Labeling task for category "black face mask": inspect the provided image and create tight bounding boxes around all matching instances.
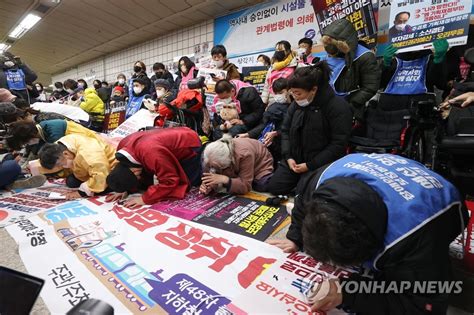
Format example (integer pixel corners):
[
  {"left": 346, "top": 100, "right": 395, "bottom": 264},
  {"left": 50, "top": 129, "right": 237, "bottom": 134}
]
[
  {"left": 324, "top": 44, "right": 339, "bottom": 56},
  {"left": 93, "top": 84, "right": 101, "bottom": 89},
  {"left": 154, "top": 71, "right": 164, "bottom": 78},
  {"left": 134, "top": 65, "right": 142, "bottom": 73},
  {"left": 273, "top": 50, "right": 286, "bottom": 62}
]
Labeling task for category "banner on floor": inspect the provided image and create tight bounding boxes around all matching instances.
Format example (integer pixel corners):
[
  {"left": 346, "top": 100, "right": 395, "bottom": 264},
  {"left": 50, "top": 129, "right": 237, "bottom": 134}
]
[
  {"left": 312, "top": 0, "right": 378, "bottom": 48},
  {"left": 150, "top": 189, "right": 288, "bottom": 241},
  {"left": 0, "top": 186, "right": 71, "bottom": 228},
  {"left": 388, "top": 0, "right": 472, "bottom": 53},
  {"left": 7, "top": 195, "right": 357, "bottom": 314},
  {"left": 214, "top": 0, "right": 317, "bottom": 61}
]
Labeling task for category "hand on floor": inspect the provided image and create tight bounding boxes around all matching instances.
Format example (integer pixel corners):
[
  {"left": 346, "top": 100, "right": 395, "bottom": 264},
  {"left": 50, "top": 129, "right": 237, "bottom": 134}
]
[
  {"left": 123, "top": 196, "right": 145, "bottom": 208},
  {"left": 266, "top": 238, "right": 298, "bottom": 253},
  {"left": 63, "top": 191, "right": 82, "bottom": 200},
  {"left": 105, "top": 192, "right": 128, "bottom": 203}
]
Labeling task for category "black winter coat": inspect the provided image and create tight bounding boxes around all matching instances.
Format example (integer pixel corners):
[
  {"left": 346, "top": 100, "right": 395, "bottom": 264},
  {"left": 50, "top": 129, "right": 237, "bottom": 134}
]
[
  {"left": 288, "top": 167, "right": 468, "bottom": 315},
  {"left": 280, "top": 84, "right": 352, "bottom": 171},
  {"left": 237, "top": 86, "right": 265, "bottom": 129},
  {"left": 322, "top": 19, "right": 380, "bottom": 119}
]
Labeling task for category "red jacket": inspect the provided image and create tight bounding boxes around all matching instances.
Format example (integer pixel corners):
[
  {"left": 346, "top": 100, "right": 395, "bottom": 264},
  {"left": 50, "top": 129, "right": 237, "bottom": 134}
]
[{"left": 116, "top": 127, "right": 201, "bottom": 204}]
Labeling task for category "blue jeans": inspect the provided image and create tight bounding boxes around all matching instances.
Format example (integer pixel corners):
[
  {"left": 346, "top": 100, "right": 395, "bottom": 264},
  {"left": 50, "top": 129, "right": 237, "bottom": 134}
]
[{"left": 0, "top": 160, "right": 21, "bottom": 188}]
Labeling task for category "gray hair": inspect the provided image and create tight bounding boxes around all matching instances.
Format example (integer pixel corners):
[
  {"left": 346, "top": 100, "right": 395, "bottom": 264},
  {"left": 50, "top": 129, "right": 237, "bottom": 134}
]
[{"left": 203, "top": 135, "right": 234, "bottom": 169}]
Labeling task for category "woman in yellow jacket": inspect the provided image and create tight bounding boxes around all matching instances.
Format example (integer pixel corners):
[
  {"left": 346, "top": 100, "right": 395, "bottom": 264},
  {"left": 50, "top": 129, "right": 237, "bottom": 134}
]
[{"left": 78, "top": 87, "right": 105, "bottom": 131}]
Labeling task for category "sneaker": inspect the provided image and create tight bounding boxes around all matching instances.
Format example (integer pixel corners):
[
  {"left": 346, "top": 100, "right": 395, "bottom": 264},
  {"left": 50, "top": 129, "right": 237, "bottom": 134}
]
[{"left": 7, "top": 175, "right": 47, "bottom": 190}]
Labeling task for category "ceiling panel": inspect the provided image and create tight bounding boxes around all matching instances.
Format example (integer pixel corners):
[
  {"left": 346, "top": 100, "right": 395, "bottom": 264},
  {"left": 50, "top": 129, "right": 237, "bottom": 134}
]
[{"left": 0, "top": 0, "right": 265, "bottom": 79}]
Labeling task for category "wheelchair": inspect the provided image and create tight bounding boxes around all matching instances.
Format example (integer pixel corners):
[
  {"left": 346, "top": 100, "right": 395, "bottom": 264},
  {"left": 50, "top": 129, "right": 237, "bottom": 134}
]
[{"left": 349, "top": 92, "right": 437, "bottom": 163}]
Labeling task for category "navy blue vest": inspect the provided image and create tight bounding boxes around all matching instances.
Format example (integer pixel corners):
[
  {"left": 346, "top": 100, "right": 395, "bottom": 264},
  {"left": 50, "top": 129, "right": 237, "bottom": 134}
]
[{"left": 316, "top": 153, "right": 461, "bottom": 269}]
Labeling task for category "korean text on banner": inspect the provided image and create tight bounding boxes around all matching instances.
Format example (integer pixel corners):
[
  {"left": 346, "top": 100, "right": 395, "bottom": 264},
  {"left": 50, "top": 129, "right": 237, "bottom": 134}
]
[
  {"left": 388, "top": 0, "right": 472, "bottom": 53},
  {"left": 312, "top": 0, "right": 378, "bottom": 48},
  {"left": 214, "top": 0, "right": 317, "bottom": 60}
]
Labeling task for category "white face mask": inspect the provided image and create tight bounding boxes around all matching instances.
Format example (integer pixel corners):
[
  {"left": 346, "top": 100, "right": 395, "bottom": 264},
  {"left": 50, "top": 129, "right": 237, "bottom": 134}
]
[
  {"left": 133, "top": 86, "right": 142, "bottom": 94},
  {"left": 274, "top": 93, "right": 288, "bottom": 104},
  {"left": 156, "top": 89, "right": 165, "bottom": 98},
  {"left": 395, "top": 23, "right": 406, "bottom": 31},
  {"left": 220, "top": 97, "right": 232, "bottom": 104},
  {"left": 297, "top": 47, "right": 306, "bottom": 56},
  {"left": 66, "top": 88, "right": 74, "bottom": 94},
  {"left": 4, "top": 61, "right": 15, "bottom": 68},
  {"left": 36, "top": 85, "right": 42, "bottom": 91},
  {"left": 295, "top": 99, "right": 311, "bottom": 107},
  {"left": 257, "top": 61, "right": 265, "bottom": 67},
  {"left": 213, "top": 59, "right": 224, "bottom": 68},
  {"left": 118, "top": 78, "right": 125, "bottom": 85},
  {"left": 57, "top": 88, "right": 63, "bottom": 92}
]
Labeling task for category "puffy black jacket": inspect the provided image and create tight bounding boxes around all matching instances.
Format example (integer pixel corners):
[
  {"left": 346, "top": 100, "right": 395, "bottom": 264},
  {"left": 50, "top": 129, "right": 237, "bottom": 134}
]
[
  {"left": 322, "top": 19, "right": 380, "bottom": 119},
  {"left": 150, "top": 71, "right": 175, "bottom": 93},
  {"left": 280, "top": 84, "right": 352, "bottom": 171},
  {"left": 247, "top": 102, "right": 289, "bottom": 139},
  {"left": 288, "top": 167, "right": 468, "bottom": 315},
  {"left": 237, "top": 86, "right": 265, "bottom": 129}
]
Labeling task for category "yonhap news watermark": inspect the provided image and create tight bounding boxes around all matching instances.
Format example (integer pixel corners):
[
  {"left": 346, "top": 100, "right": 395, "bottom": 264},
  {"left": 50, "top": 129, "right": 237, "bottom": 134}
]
[
  {"left": 309, "top": 279, "right": 464, "bottom": 296},
  {"left": 340, "top": 280, "right": 463, "bottom": 294}
]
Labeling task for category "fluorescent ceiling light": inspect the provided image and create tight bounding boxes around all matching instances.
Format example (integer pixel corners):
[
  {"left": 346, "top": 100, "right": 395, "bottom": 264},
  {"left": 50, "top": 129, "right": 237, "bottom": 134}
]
[
  {"left": 9, "top": 13, "right": 42, "bottom": 39},
  {"left": 0, "top": 43, "right": 11, "bottom": 52}
]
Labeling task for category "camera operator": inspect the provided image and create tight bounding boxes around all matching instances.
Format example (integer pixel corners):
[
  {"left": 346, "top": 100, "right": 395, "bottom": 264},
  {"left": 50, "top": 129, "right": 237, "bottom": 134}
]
[{"left": 0, "top": 52, "right": 38, "bottom": 104}]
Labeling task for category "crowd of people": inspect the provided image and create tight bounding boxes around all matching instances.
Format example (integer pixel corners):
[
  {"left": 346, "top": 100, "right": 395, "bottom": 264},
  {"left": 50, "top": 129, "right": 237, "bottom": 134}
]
[{"left": 0, "top": 19, "right": 473, "bottom": 314}]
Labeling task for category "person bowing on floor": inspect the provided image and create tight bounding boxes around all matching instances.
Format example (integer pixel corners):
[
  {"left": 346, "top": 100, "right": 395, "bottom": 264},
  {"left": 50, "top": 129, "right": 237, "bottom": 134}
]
[{"left": 105, "top": 127, "right": 202, "bottom": 207}]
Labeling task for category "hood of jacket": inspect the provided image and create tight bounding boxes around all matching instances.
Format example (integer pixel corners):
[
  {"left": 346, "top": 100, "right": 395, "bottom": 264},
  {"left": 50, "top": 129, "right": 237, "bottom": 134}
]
[
  {"left": 84, "top": 87, "right": 98, "bottom": 97},
  {"left": 322, "top": 19, "right": 359, "bottom": 67},
  {"left": 313, "top": 177, "right": 387, "bottom": 246}
]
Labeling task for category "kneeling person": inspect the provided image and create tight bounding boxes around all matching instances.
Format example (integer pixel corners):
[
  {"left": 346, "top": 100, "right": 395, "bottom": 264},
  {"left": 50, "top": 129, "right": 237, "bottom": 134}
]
[
  {"left": 269, "top": 153, "right": 467, "bottom": 314},
  {"left": 106, "top": 127, "right": 202, "bottom": 207},
  {"left": 38, "top": 134, "right": 118, "bottom": 199}
]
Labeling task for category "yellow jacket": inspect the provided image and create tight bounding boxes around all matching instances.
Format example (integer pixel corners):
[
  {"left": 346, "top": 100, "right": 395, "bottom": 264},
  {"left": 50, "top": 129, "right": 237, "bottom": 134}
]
[
  {"left": 58, "top": 134, "right": 118, "bottom": 195},
  {"left": 80, "top": 88, "right": 105, "bottom": 121}
]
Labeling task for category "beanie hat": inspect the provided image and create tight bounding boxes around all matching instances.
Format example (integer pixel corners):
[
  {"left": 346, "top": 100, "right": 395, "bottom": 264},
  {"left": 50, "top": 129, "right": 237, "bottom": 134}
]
[
  {"left": 154, "top": 79, "right": 171, "bottom": 90},
  {"left": 0, "top": 88, "right": 17, "bottom": 102},
  {"left": 106, "top": 163, "right": 139, "bottom": 193},
  {"left": 133, "top": 77, "right": 147, "bottom": 86},
  {"left": 113, "top": 86, "right": 125, "bottom": 94}
]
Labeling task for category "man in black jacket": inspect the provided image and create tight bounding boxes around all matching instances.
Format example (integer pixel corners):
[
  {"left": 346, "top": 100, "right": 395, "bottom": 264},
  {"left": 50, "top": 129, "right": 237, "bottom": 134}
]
[
  {"left": 150, "top": 62, "right": 175, "bottom": 95},
  {"left": 321, "top": 19, "right": 380, "bottom": 121},
  {"left": 269, "top": 153, "right": 467, "bottom": 314}
]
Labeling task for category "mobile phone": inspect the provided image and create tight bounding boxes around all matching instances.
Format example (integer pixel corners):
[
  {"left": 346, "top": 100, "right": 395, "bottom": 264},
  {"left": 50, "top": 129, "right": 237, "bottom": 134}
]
[{"left": 209, "top": 73, "right": 216, "bottom": 78}]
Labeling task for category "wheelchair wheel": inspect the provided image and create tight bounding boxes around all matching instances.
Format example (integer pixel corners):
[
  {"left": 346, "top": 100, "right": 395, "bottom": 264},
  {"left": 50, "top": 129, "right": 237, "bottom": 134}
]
[{"left": 406, "top": 129, "right": 425, "bottom": 163}]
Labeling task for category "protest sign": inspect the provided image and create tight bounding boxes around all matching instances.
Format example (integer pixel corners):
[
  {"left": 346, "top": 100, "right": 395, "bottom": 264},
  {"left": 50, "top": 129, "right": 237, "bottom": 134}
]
[
  {"left": 312, "top": 0, "right": 378, "bottom": 48},
  {"left": 196, "top": 68, "right": 227, "bottom": 93},
  {"left": 241, "top": 66, "right": 269, "bottom": 93},
  {"left": 103, "top": 100, "right": 126, "bottom": 133},
  {"left": 150, "top": 189, "right": 288, "bottom": 241},
  {"left": 388, "top": 0, "right": 472, "bottom": 52},
  {"left": 108, "top": 109, "right": 158, "bottom": 138}
]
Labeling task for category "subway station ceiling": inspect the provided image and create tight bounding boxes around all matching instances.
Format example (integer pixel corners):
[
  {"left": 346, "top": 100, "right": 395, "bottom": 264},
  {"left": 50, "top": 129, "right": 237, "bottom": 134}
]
[{"left": 0, "top": 0, "right": 264, "bottom": 82}]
